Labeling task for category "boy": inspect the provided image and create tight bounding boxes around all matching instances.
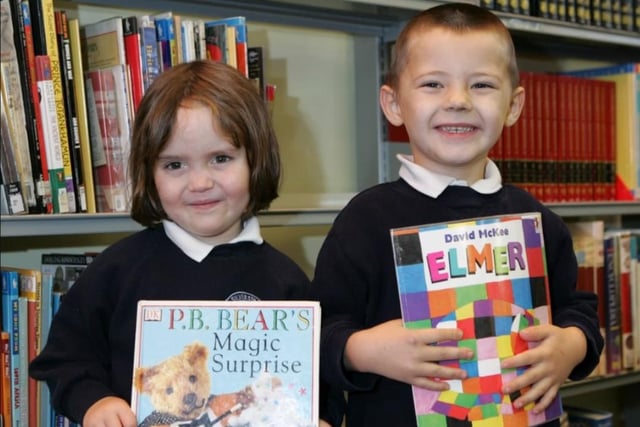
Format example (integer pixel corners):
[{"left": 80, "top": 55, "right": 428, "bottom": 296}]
[{"left": 310, "top": 3, "right": 603, "bottom": 427}]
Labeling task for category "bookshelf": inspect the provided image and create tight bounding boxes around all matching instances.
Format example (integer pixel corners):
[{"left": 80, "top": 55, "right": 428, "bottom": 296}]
[{"left": 2, "top": 0, "right": 639, "bottom": 425}]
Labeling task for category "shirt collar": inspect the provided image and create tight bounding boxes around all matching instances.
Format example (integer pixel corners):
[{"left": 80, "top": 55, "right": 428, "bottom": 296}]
[
  {"left": 162, "top": 216, "right": 263, "bottom": 262},
  {"left": 397, "top": 154, "right": 502, "bottom": 198}
]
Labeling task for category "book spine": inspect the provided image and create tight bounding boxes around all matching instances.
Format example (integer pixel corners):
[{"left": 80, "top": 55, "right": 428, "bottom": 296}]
[
  {"left": 17, "top": 297, "right": 28, "bottom": 427},
  {"left": 35, "top": 55, "right": 69, "bottom": 213},
  {"left": 40, "top": 0, "right": 76, "bottom": 212},
  {"left": 67, "top": 18, "right": 96, "bottom": 213},
  {"left": 137, "top": 16, "right": 160, "bottom": 92},
  {"left": 1, "top": 270, "right": 21, "bottom": 427},
  {"left": 0, "top": 331, "right": 11, "bottom": 427},
  {"left": 604, "top": 234, "right": 622, "bottom": 373},
  {"left": 122, "top": 16, "right": 144, "bottom": 113},
  {"left": 56, "top": 10, "right": 86, "bottom": 213},
  {"left": 0, "top": 90, "right": 27, "bottom": 215},
  {"left": 617, "top": 232, "right": 634, "bottom": 369}
]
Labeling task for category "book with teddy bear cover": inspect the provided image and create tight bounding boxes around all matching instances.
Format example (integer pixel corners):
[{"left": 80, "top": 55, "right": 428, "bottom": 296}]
[
  {"left": 391, "top": 212, "right": 563, "bottom": 427},
  {"left": 130, "top": 300, "right": 320, "bottom": 427}
]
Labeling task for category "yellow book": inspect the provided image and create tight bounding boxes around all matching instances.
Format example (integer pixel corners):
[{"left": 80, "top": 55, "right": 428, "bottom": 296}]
[
  {"left": 40, "top": 0, "right": 76, "bottom": 212},
  {"left": 68, "top": 19, "right": 96, "bottom": 213}
]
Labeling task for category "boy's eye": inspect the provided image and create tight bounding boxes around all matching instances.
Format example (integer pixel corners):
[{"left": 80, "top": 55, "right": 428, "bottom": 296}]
[
  {"left": 421, "top": 81, "right": 441, "bottom": 88},
  {"left": 472, "top": 82, "right": 495, "bottom": 89}
]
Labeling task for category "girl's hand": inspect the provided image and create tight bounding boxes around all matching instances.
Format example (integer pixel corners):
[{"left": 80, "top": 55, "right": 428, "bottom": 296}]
[
  {"left": 345, "top": 318, "right": 473, "bottom": 390},
  {"left": 82, "top": 396, "right": 137, "bottom": 427},
  {"left": 501, "top": 324, "right": 587, "bottom": 413}
]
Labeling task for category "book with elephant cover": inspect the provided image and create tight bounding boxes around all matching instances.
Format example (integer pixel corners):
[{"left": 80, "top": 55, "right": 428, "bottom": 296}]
[
  {"left": 391, "top": 212, "right": 563, "bottom": 427},
  {"left": 131, "top": 300, "right": 320, "bottom": 427}
]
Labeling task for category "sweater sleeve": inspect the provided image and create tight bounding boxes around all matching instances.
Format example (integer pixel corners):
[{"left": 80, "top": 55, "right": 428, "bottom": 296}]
[{"left": 29, "top": 259, "right": 117, "bottom": 423}]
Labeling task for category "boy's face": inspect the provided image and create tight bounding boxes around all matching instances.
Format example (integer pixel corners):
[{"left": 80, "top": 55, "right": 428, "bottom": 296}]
[
  {"left": 154, "top": 103, "right": 250, "bottom": 245},
  {"left": 381, "top": 28, "right": 524, "bottom": 183}
]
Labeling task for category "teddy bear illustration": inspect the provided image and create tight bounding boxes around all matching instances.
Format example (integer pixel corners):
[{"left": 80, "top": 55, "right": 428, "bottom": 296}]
[{"left": 134, "top": 341, "right": 255, "bottom": 427}]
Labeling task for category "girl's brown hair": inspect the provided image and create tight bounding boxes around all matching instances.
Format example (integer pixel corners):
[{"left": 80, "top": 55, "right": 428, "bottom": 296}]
[
  {"left": 128, "top": 60, "right": 280, "bottom": 227},
  {"left": 386, "top": 3, "right": 520, "bottom": 89}
]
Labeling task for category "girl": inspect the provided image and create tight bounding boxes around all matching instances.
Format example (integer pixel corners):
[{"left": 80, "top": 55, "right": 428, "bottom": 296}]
[{"left": 30, "top": 60, "right": 327, "bottom": 427}]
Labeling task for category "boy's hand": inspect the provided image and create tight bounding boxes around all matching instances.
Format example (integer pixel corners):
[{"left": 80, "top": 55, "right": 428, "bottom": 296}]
[
  {"left": 501, "top": 324, "right": 587, "bottom": 413},
  {"left": 345, "top": 319, "right": 473, "bottom": 390},
  {"left": 82, "top": 396, "right": 137, "bottom": 427}
]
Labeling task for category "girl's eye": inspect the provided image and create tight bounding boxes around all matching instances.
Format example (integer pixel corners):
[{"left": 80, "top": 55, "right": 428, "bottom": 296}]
[
  {"left": 164, "top": 161, "right": 182, "bottom": 170},
  {"left": 213, "top": 154, "right": 231, "bottom": 164}
]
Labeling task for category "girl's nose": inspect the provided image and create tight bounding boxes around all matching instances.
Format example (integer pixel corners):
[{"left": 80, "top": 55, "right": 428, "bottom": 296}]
[{"left": 188, "top": 168, "right": 214, "bottom": 191}]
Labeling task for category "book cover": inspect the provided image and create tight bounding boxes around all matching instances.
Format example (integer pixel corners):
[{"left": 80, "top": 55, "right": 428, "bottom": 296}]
[
  {"left": 68, "top": 18, "right": 96, "bottom": 213},
  {"left": 85, "top": 65, "right": 131, "bottom": 213},
  {"left": 567, "top": 221, "right": 607, "bottom": 377},
  {"left": 35, "top": 54, "right": 70, "bottom": 214},
  {"left": 131, "top": 300, "right": 320, "bottom": 427},
  {"left": 391, "top": 212, "right": 563, "bottom": 426},
  {"left": 82, "top": 15, "right": 126, "bottom": 71}
]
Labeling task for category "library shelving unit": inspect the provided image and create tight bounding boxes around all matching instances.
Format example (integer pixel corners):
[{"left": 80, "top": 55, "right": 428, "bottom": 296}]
[{"left": 2, "top": 0, "right": 639, "bottom": 425}]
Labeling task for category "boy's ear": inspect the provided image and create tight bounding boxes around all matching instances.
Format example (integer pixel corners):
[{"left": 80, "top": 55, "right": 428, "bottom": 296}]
[
  {"left": 505, "top": 86, "right": 525, "bottom": 127},
  {"left": 379, "top": 84, "right": 403, "bottom": 126}
]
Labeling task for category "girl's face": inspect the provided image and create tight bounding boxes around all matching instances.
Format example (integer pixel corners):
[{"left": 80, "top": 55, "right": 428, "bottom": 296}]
[
  {"left": 154, "top": 104, "right": 250, "bottom": 245},
  {"left": 381, "top": 28, "right": 524, "bottom": 183}
]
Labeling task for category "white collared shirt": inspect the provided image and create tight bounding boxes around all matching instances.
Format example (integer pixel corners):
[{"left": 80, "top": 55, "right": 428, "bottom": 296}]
[
  {"left": 162, "top": 216, "right": 263, "bottom": 262},
  {"left": 397, "top": 154, "right": 502, "bottom": 198}
]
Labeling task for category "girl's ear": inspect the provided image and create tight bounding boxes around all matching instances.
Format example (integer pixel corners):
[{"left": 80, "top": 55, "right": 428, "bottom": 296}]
[
  {"left": 505, "top": 86, "right": 525, "bottom": 127},
  {"left": 379, "top": 84, "right": 403, "bottom": 126}
]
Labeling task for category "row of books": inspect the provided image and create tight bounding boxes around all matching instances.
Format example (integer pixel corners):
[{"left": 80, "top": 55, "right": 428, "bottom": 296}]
[
  {"left": 387, "top": 63, "right": 640, "bottom": 203},
  {"left": 1, "top": 2, "right": 268, "bottom": 216},
  {"left": 1, "top": 254, "right": 322, "bottom": 427},
  {"left": 568, "top": 221, "right": 640, "bottom": 379},
  {"left": 1, "top": 253, "right": 95, "bottom": 427},
  {"left": 480, "top": 0, "right": 639, "bottom": 33}
]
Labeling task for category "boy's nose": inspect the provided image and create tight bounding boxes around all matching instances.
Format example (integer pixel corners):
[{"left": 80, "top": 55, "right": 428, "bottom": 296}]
[{"left": 444, "top": 87, "right": 471, "bottom": 111}]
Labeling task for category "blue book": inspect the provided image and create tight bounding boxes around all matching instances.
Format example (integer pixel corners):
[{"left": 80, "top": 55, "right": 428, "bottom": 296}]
[{"left": 1, "top": 269, "right": 22, "bottom": 427}]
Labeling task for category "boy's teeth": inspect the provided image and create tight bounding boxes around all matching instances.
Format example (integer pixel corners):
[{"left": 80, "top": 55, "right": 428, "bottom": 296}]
[{"left": 442, "top": 126, "right": 472, "bottom": 133}]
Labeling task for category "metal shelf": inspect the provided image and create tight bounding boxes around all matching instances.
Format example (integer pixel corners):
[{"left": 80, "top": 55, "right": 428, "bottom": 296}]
[
  {"left": 2, "top": 201, "right": 638, "bottom": 237},
  {"left": 560, "top": 370, "right": 640, "bottom": 398}
]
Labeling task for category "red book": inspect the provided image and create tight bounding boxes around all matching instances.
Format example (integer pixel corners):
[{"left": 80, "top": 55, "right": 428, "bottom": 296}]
[{"left": 123, "top": 16, "right": 145, "bottom": 112}]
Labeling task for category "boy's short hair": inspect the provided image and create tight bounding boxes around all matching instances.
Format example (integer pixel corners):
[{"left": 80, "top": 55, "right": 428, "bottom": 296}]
[
  {"left": 386, "top": 3, "right": 520, "bottom": 89},
  {"left": 129, "top": 60, "right": 280, "bottom": 226}
]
